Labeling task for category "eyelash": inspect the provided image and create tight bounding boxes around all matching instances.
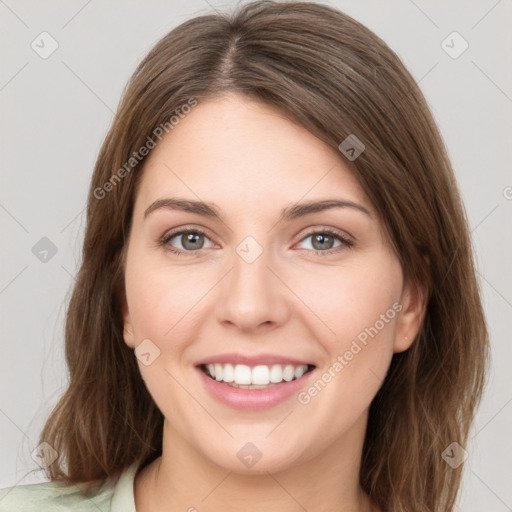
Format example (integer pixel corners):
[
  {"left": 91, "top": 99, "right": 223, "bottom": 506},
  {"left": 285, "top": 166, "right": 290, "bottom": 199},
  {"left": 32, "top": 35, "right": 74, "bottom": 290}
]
[{"left": 159, "top": 226, "right": 354, "bottom": 257}]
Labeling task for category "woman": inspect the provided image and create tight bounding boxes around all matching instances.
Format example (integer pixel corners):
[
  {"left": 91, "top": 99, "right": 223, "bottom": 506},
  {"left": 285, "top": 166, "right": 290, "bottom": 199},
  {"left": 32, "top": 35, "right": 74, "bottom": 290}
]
[{"left": 0, "top": 1, "right": 489, "bottom": 511}]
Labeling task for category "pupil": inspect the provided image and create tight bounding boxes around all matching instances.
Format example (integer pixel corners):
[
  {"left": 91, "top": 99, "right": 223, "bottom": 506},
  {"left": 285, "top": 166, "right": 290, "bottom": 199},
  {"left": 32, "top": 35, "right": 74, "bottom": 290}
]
[
  {"left": 313, "top": 233, "right": 333, "bottom": 250},
  {"left": 181, "top": 233, "right": 334, "bottom": 251},
  {"left": 183, "top": 233, "right": 203, "bottom": 250}
]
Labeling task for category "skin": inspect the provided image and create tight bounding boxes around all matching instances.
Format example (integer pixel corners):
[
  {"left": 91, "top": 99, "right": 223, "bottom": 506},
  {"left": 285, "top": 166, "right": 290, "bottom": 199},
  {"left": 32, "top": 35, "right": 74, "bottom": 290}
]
[{"left": 121, "top": 93, "right": 425, "bottom": 512}]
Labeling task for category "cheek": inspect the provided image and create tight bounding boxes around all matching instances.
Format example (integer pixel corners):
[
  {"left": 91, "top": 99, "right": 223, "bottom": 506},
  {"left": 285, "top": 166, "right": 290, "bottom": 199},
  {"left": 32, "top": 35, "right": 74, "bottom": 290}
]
[
  {"left": 291, "top": 253, "right": 403, "bottom": 407},
  {"left": 123, "top": 251, "right": 204, "bottom": 417},
  {"left": 123, "top": 247, "right": 203, "bottom": 365},
  {"left": 292, "top": 253, "right": 403, "bottom": 347},
  {"left": 293, "top": 268, "right": 401, "bottom": 430}
]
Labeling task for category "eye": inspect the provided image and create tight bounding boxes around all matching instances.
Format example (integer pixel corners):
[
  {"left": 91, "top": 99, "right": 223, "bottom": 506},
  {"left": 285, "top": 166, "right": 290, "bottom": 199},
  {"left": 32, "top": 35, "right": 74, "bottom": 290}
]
[
  {"left": 160, "top": 227, "right": 215, "bottom": 256},
  {"left": 159, "top": 227, "right": 353, "bottom": 257},
  {"left": 295, "top": 229, "right": 353, "bottom": 256}
]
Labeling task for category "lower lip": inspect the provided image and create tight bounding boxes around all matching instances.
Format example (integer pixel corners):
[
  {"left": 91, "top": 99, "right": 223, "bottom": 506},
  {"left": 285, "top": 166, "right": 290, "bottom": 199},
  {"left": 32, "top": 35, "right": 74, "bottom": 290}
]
[{"left": 196, "top": 366, "right": 315, "bottom": 410}]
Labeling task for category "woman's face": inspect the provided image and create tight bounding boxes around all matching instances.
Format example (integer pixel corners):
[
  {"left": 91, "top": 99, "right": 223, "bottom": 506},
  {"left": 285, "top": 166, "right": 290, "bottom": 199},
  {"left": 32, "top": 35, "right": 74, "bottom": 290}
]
[{"left": 122, "top": 93, "right": 423, "bottom": 473}]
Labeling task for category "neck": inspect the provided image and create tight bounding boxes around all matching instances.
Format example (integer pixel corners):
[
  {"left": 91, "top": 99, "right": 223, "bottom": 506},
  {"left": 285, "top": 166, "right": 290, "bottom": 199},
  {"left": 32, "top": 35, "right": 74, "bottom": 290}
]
[{"left": 135, "top": 414, "right": 378, "bottom": 512}]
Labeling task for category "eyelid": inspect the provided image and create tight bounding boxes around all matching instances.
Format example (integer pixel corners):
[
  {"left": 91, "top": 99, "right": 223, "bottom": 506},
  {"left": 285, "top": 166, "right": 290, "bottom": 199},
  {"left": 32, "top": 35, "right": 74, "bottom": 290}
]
[
  {"left": 160, "top": 224, "right": 354, "bottom": 256},
  {"left": 161, "top": 224, "right": 353, "bottom": 242},
  {"left": 296, "top": 225, "right": 354, "bottom": 243},
  {"left": 160, "top": 225, "right": 218, "bottom": 247},
  {"left": 293, "top": 227, "right": 354, "bottom": 253}
]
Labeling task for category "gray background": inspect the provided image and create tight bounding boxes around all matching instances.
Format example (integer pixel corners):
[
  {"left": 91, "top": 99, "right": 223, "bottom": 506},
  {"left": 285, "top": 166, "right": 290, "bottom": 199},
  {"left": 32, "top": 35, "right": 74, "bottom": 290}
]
[{"left": 1, "top": 0, "right": 511, "bottom": 510}]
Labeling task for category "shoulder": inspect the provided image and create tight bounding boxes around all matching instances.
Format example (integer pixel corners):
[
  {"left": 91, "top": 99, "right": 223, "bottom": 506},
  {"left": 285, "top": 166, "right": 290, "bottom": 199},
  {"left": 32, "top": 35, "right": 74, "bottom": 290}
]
[
  {"left": 0, "top": 479, "right": 113, "bottom": 512},
  {"left": 0, "top": 463, "right": 138, "bottom": 512}
]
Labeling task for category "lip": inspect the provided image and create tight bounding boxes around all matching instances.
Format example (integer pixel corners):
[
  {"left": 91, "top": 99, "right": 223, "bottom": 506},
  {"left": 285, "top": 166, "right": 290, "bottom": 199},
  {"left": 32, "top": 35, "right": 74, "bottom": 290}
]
[
  {"left": 195, "top": 365, "right": 316, "bottom": 410},
  {"left": 194, "top": 352, "right": 314, "bottom": 367}
]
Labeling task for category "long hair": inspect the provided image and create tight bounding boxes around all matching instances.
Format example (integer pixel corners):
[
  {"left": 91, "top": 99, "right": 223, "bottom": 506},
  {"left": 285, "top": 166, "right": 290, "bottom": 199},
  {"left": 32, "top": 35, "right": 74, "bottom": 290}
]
[{"left": 34, "top": 2, "right": 489, "bottom": 510}]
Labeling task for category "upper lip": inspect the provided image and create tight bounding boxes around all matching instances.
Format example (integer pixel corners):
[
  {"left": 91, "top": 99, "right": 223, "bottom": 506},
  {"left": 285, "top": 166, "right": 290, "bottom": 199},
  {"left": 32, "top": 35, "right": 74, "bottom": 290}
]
[{"left": 195, "top": 353, "right": 315, "bottom": 367}]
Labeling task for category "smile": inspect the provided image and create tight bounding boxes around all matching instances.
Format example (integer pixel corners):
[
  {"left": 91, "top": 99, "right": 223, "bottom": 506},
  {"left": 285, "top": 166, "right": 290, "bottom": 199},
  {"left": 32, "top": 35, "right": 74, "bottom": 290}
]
[
  {"left": 196, "top": 361, "right": 317, "bottom": 410},
  {"left": 200, "top": 363, "right": 315, "bottom": 388}
]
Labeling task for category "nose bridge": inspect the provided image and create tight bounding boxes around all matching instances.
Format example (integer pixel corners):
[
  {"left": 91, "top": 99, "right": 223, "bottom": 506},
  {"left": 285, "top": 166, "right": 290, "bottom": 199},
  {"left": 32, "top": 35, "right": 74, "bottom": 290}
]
[{"left": 217, "top": 234, "right": 287, "bottom": 331}]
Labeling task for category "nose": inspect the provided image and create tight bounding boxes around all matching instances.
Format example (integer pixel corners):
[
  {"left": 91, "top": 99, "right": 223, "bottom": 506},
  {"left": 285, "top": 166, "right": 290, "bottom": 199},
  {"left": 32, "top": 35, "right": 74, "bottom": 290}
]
[{"left": 216, "top": 241, "right": 290, "bottom": 333}]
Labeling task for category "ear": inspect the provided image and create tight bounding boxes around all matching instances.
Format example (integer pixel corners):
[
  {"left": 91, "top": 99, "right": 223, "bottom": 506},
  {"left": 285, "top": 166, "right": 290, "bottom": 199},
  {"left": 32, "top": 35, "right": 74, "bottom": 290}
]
[
  {"left": 121, "top": 291, "right": 136, "bottom": 350},
  {"left": 117, "top": 245, "right": 136, "bottom": 350},
  {"left": 393, "top": 278, "right": 428, "bottom": 353}
]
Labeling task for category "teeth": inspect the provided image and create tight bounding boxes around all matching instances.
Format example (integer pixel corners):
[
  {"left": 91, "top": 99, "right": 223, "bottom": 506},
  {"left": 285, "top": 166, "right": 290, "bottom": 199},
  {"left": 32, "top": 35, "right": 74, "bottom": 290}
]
[
  {"left": 282, "top": 365, "right": 295, "bottom": 382},
  {"left": 269, "top": 364, "right": 283, "bottom": 383},
  {"left": 204, "top": 363, "right": 311, "bottom": 385},
  {"left": 252, "top": 365, "right": 269, "bottom": 385},
  {"left": 222, "top": 363, "right": 234, "bottom": 382},
  {"left": 234, "top": 364, "right": 252, "bottom": 385},
  {"left": 214, "top": 363, "right": 223, "bottom": 381}
]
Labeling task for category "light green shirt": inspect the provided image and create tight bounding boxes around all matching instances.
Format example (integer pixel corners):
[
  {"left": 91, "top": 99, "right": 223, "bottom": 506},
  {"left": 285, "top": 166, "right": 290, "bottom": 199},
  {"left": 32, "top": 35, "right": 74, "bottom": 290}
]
[{"left": 0, "top": 463, "right": 138, "bottom": 512}]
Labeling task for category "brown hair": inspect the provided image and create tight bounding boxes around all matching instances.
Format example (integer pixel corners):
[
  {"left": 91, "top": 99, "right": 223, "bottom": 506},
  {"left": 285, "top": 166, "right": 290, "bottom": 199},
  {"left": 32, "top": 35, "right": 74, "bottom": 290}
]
[{"left": 33, "top": 1, "right": 489, "bottom": 510}]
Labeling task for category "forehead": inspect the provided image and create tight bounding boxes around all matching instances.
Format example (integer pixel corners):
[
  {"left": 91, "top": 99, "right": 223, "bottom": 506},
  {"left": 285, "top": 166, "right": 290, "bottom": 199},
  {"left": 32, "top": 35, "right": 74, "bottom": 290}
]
[{"left": 134, "top": 94, "right": 373, "bottom": 217}]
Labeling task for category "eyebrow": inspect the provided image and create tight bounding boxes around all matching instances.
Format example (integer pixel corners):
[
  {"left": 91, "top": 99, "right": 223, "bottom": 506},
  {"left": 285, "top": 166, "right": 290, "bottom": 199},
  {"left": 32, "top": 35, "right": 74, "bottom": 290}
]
[{"left": 143, "top": 197, "right": 371, "bottom": 222}]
